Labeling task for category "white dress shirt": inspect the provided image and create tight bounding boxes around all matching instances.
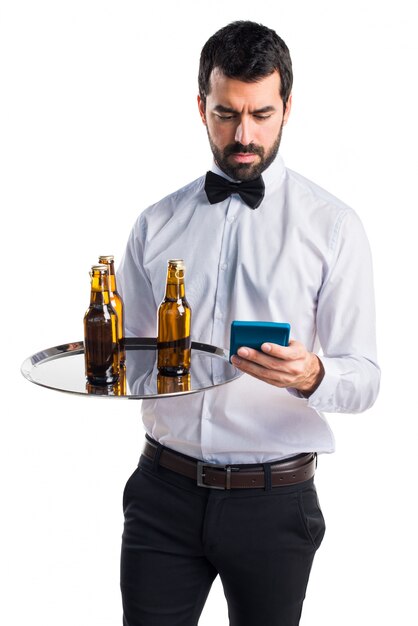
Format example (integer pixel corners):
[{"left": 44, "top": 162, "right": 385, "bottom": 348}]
[{"left": 117, "top": 155, "right": 380, "bottom": 463}]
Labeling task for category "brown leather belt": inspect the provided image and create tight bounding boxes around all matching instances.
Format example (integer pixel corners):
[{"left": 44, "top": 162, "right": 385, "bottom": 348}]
[{"left": 142, "top": 440, "right": 316, "bottom": 490}]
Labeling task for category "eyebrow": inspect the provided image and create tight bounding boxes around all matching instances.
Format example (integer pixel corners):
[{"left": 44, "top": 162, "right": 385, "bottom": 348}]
[{"left": 213, "top": 104, "right": 276, "bottom": 114}]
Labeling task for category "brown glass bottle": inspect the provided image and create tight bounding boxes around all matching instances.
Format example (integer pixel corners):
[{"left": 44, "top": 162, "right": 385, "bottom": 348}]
[
  {"left": 98, "top": 255, "right": 126, "bottom": 365},
  {"left": 157, "top": 259, "right": 191, "bottom": 376},
  {"left": 84, "top": 264, "right": 120, "bottom": 385}
]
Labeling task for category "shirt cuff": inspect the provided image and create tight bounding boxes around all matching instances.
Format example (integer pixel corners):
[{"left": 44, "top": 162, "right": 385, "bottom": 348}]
[
  {"left": 305, "top": 356, "right": 340, "bottom": 410},
  {"left": 286, "top": 356, "right": 341, "bottom": 411}
]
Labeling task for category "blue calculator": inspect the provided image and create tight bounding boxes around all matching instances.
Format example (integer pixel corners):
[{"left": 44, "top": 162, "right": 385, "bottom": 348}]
[{"left": 229, "top": 321, "right": 291, "bottom": 362}]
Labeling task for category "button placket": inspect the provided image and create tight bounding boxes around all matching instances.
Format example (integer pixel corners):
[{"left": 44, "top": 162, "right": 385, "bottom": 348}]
[
  {"left": 200, "top": 197, "right": 239, "bottom": 460},
  {"left": 210, "top": 197, "right": 239, "bottom": 349}
]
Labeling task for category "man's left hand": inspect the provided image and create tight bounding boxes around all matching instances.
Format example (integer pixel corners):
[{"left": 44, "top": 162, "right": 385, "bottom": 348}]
[{"left": 231, "top": 340, "right": 324, "bottom": 398}]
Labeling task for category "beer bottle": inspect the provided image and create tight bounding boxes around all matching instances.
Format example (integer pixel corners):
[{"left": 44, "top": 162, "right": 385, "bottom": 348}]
[
  {"left": 157, "top": 259, "right": 191, "bottom": 376},
  {"left": 98, "top": 255, "right": 126, "bottom": 365},
  {"left": 84, "top": 264, "right": 120, "bottom": 385}
]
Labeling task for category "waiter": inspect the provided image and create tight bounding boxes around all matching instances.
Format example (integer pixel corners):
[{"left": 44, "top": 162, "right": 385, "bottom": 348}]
[{"left": 117, "top": 20, "right": 380, "bottom": 626}]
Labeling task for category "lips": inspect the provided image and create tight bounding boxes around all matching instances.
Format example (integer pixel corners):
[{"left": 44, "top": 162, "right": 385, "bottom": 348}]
[{"left": 231, "top": 153, "right": 257, "bottom": 163}]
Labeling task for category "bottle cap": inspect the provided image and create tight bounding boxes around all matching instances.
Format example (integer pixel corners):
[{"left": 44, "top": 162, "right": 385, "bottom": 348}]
[
  {"left": 98, "top": 255, "right": 114, "bottom": 262},
  {"left": 168, "top": 259, "right": 185, "bottom": 269},
  {"left": 91, "top": 264, "right": 109, "bottom": 273}
]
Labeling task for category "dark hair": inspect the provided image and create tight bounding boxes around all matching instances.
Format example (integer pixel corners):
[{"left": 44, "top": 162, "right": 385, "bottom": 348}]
[{"left": 198, "top": 21, "right": 293, "bottom": 108}]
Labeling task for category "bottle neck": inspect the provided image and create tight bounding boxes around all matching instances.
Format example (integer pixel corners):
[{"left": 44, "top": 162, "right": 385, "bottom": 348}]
[
  {"left": 108, "top": 272, "right": 116, "bottom": 293},
  {"left": 165, "top": 267, "right": 186, "bottom": 300},
  {"left": 90, "top": 272, "right": 111, "bottom": 305},
  {"left": 99, "top": 259, "right": 117, "bottom": 292}
]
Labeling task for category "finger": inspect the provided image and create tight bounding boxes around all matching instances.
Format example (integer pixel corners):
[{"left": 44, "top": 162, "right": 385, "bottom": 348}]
[
  {"left": 261, "top": 339, "right": 304, "bottom": 360},
  {"left": 230, "top": 355, "right": 290, "bottom": 386},
  {"left": 233, "top": 347, "right": 290, "bottom": 374}
]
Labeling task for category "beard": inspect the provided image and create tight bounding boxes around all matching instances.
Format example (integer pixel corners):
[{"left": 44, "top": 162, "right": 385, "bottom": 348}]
[{"left": 207, "top": 122, "right": 284, "bottom": 182}]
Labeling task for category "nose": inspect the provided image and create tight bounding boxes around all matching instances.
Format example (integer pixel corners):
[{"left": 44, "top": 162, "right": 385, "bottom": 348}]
[{"left": 234, "top": 117, "right": 253, "bottom": 145}]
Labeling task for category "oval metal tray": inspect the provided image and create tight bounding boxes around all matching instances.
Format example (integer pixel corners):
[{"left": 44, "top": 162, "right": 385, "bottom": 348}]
[{"left": 21, "top": 337, "right": 241, "bottom": 399}]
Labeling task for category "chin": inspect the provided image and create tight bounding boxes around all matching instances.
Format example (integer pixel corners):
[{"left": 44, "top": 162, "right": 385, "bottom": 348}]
[
  {"left": 234, "top": 164, "right": 262, "bottom": 181},
  {"left": 226, "top": 161, "right": 259, "bottom": 180}
]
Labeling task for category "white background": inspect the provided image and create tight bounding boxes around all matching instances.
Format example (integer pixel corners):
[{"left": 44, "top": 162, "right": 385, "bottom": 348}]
[{"left": 1, "top": 0, "right": 416, "bottom": 624}]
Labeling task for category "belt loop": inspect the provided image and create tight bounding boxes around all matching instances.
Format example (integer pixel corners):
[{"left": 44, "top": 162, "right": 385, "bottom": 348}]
[
  {"left": 263, "top": 463, "right": 272, "bottom": 492},
  {"left": 153, "top": 443, "right": 164, "bottom": 473}
]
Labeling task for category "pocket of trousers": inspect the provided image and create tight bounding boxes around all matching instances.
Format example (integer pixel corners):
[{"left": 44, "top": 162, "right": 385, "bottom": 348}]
[
  {"left": 122, "top": 466, "right": 140, "bottom": 511},
  {"left": 297, "top": 486, "right": 326, "bottom": 549}
]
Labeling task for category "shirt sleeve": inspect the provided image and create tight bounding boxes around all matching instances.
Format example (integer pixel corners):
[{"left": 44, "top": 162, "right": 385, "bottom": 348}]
[
  {"left": 306, "top": 209, "right": 380, "bottom": 413},
  {"left": 116, "top": 214, "right": 158, "bottom": 338}
]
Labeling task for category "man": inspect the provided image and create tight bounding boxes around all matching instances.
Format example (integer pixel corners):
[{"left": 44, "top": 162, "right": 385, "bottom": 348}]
[{"left": 117, "top": 20, "right": 380, "bottom": 626}]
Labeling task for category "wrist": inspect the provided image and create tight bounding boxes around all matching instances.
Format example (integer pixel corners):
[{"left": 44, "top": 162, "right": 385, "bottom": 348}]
[{"left": 299, "top": 354, "right": 325, "bottom": 398}]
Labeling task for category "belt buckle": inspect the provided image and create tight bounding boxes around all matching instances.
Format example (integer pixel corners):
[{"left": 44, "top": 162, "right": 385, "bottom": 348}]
[{"left": 197, "top": 461, "right": 234, "bottom": 490}]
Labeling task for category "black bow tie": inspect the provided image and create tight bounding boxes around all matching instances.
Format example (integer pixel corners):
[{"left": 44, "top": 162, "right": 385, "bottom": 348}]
[{"left": 204, "top": 171, "right": 265, "bottom": 210}]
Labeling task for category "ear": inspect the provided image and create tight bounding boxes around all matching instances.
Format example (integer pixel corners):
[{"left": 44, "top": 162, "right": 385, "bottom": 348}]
[
  {"left": 197, "top": 95, "right": 207, "bottom": 125},
  {"left": 283, "top": 93, "right": 292, "bottom": 126}
]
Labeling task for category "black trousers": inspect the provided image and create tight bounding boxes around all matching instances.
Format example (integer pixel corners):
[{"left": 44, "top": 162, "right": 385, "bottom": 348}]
[{"left": 120, "top": 443, "right": 325, "bottom": 626}]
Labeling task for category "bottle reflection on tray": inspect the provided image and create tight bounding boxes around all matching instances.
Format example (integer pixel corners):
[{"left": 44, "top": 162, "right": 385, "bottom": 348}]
[
  {"left": 116, "top": 363, "right": 127, "bottom": 395},
  {"left": 86, "top": 365, "right": 126, "bottom": 396},
  {"left": 157, "top": 372, "right": 191, "bottom": 394}
]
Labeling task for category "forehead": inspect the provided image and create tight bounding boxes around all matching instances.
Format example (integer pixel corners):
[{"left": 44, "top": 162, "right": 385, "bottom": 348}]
[{"left": 207, "top": 68, "right": 282, "bottom": 108}]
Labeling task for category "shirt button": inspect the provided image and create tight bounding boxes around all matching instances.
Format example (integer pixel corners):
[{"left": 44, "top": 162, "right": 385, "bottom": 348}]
[
  {"left": 220, "top": 263, "right": 228, "bottom": 271},
  {"left": 227, "top": 215, "right": 236, "bottom": 223},
  {"left": 215, "top": 311, "right": 223, "bottom": 320}
]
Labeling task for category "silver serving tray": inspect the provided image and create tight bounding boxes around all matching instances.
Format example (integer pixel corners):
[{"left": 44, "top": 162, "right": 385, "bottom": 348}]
[{"left": 21, "top": 337, "right": 241, "bottom": 399}]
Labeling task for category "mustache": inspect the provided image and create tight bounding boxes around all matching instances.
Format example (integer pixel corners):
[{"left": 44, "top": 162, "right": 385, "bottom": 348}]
[{"left": 223, "top": 142, "right": 264, "bottom": 158}]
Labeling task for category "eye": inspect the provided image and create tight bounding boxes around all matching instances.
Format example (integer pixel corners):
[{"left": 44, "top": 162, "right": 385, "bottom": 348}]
[
  {"left": 216, "top": 114, "right": 235, "bottom": 121},
  {"left": 253, "top": 114, "right": 272, "bottom": 121}
]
